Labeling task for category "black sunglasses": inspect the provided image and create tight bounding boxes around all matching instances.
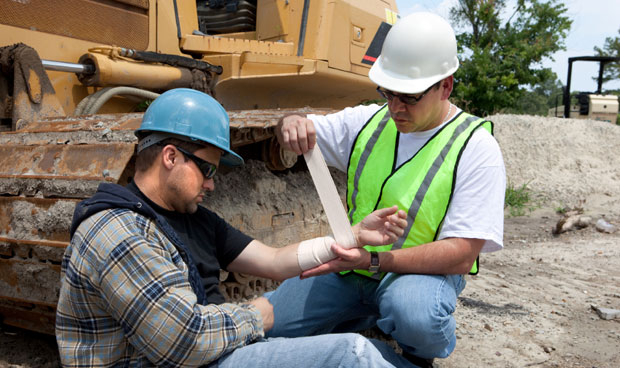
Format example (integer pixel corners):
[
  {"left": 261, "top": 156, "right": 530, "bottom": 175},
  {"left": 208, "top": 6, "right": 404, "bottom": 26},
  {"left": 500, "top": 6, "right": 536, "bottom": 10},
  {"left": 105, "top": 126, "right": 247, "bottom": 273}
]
[
  {"left": 376, "top": 84, "right": 435, "bottom": 106},
  {"left": 175, "top": 146, "right": 218, "bottom": 179}
]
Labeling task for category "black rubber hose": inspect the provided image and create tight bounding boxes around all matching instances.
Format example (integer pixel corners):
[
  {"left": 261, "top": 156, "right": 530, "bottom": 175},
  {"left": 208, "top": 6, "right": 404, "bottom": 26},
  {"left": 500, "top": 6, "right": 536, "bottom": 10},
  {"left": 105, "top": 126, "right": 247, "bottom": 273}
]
[{"left": 130, "top": 50, "right": 223, "bottom": 75}]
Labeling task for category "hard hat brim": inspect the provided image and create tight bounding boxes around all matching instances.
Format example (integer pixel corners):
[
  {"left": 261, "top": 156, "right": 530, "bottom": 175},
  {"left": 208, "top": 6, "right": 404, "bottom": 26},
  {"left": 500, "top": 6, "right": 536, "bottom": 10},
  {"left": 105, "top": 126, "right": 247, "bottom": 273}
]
[
  {"left": 136, "top": 130, "right": 244, "bottom": 167},
  {"left": 369, "top": 56, "right": 459, "bottom": 94},
  {"left": 220, "top": 150, "right": 244, "bottom": 166}
]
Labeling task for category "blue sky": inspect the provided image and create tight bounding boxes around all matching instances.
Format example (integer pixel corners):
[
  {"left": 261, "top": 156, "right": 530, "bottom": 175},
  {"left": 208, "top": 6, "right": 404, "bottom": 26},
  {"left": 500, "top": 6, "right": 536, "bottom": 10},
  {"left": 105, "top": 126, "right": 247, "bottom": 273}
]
[{"left": 394, "top": 0, "right": 620, "bottom": 92}]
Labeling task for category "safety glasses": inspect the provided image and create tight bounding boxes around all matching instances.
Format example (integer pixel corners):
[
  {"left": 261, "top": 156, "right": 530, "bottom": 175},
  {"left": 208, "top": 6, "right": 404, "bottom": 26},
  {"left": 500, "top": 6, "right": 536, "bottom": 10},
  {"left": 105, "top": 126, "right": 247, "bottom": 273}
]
[
  {"left": 376, "top": 83, "right": 435, "bottom": 106},
  {"left": 175, "top": 146, "right": 218, "bottom": 179}
]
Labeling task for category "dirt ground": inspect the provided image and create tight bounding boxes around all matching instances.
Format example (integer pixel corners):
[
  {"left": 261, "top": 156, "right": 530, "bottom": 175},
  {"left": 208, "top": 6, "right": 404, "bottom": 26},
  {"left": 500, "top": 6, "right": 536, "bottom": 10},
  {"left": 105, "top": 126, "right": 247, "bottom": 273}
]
[
  {"left": 1, "top": 115, "right": 619, "bottom": 367},
  {"left": 440, "top": 208, "right": 620, "bottom": 368},
  {"left": 1, "top": 210, "right": 618, "bottom": 368}
]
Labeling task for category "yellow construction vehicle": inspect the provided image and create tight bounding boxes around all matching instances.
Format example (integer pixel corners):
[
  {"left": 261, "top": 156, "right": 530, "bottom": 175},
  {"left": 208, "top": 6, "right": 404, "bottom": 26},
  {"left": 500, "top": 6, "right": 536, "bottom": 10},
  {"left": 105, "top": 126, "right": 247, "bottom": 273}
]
[{"left": 0, "top": 0, "right": 399, "bottom": 334}]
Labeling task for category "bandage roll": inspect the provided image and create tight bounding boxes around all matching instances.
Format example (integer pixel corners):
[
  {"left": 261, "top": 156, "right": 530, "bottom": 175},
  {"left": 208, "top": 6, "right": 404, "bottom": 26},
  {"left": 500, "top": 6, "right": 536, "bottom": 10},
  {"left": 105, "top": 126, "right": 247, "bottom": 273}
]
[
  {"left": 303, "top": 145, "right": 357, "bottom": 248},
  {"left": 297, "top": 236, "right": 336, "bottom": 270}
]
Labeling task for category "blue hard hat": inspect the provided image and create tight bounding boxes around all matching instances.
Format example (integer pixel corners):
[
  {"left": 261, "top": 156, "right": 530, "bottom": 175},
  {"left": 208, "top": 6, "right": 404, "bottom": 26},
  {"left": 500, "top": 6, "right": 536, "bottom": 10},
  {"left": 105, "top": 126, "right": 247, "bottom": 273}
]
[{"left": 136, "top": 88, "right": 243, "bottom": 166}]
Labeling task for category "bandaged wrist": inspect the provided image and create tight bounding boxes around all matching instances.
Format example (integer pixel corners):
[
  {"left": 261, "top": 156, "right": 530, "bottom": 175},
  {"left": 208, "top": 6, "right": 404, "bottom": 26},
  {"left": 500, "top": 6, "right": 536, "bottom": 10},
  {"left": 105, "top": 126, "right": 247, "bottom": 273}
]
[{"left": 297, "top": 236, "right": 336, "bottom": 270}]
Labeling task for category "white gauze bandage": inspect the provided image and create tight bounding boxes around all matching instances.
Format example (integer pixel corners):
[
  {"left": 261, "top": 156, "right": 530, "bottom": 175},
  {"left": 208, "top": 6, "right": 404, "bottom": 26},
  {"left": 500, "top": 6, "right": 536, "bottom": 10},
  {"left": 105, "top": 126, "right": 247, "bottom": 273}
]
[
  {"left": 298, "top": 143, "right": 359, "bottom": 271},
  {"left": 303, "top": 145, "right": 357, "bottom": 247},
  {"left": 297, "top": 236, "right": 337, "bottom": 271}
]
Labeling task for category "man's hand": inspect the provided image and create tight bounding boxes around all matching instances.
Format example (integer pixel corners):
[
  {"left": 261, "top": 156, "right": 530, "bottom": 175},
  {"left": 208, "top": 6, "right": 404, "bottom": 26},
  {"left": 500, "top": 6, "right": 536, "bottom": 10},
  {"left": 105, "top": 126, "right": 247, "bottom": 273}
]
[
  {"left": 353, "top": 205, "right": 407, "bottom": 246},
  {"left": 300, "top": 245, "right": 369, "bottom": 279},
  {"left": 248, "top": 297, "right": 274, "bottom": 332},
  {"left": 276, "top": 114, "right": 316, "bottom": 155}
]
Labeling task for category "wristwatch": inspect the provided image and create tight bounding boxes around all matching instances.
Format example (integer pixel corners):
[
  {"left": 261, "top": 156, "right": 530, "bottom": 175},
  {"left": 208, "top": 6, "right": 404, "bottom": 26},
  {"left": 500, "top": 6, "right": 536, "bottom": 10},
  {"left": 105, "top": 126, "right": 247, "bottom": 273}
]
[{"left": 368, "top": 251, "right": 380, "bottom": 273}]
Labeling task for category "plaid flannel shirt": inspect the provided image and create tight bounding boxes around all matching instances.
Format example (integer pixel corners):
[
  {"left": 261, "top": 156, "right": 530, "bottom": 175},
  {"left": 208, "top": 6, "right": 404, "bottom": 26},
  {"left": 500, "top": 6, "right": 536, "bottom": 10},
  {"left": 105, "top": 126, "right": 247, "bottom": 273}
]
[{"left": 56, "top": 208, "right": 264, "bottom": 367}]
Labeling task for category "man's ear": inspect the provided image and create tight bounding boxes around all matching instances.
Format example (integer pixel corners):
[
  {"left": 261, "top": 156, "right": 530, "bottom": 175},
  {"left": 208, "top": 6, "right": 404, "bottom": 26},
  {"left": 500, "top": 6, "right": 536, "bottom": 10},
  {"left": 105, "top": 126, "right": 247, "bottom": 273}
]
[
  {"left": 441, "top": 76, "right": 454, "bottom": 100},
  {"left": 161, "top": 145, "right": 177, "bottom": 170}
]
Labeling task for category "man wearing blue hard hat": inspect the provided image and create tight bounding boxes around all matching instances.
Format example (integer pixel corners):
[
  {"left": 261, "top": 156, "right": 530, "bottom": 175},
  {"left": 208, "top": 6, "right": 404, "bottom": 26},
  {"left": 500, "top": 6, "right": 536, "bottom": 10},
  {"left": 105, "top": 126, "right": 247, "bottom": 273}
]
[{"left": 55, "top": 88, "right": 415, "bottom": 367}]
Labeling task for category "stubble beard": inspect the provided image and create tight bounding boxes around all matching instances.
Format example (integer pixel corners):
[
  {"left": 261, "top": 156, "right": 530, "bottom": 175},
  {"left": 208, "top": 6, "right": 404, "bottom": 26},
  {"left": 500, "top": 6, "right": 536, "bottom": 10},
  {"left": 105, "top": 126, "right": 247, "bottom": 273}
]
[
  {"left": 184, "top": 201, "right": 199, "bottom": 214},
  {"left": 169, "top": 180, "right": 200, "bottom": 214}
]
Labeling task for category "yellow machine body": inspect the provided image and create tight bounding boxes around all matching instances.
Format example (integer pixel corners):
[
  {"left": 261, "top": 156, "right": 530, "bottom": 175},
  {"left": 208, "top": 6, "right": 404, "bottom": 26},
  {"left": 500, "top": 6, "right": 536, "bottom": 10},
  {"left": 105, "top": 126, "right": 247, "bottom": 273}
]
[
  {"left": 0, "top": 0, "right": 398, "bottom": 112},
  {"left": 0, "top": 0, "right": 398, "bottom": 334}
]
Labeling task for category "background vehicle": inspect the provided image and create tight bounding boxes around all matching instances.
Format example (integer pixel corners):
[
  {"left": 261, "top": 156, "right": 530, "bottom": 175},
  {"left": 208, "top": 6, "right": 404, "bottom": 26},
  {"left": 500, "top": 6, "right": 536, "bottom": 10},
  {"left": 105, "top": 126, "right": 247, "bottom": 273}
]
[
  {"left": 549, "top": 56, "right": 620, "bottom": 122},
  {"left": 0, "top": 0, "right": 398, "bottom": 334}
]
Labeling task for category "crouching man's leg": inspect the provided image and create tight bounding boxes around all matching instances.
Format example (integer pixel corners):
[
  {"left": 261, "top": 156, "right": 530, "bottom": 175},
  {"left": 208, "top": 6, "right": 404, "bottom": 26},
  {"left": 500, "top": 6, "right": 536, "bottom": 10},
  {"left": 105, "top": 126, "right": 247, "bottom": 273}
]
[
  {"left": 216, "top": 333, "right": 416, "bottom": 368},
  {"left": 375, "top": 273, "right": 466, "bottom": 360}
]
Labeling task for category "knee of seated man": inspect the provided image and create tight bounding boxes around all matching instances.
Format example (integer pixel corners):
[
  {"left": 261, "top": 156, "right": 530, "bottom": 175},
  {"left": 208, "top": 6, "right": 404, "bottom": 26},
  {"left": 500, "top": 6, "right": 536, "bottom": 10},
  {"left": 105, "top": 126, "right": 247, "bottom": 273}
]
[{"left": 338, "top": 333, "right": 382, "bottom": 360}]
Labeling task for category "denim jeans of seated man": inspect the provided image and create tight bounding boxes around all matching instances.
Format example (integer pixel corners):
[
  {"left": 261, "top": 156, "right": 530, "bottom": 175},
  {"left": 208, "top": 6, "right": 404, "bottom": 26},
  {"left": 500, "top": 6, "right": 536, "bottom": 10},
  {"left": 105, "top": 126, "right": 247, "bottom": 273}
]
[{"left": 215, "top": 333, "right": 416, "bottom": 368}]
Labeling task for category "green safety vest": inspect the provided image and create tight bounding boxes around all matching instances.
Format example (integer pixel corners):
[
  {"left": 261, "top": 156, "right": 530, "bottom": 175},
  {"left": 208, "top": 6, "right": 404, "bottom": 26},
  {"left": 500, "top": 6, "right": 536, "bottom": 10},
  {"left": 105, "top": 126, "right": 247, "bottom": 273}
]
[{"left": 343, "top": 105, "right": 493, "bottom": 279}]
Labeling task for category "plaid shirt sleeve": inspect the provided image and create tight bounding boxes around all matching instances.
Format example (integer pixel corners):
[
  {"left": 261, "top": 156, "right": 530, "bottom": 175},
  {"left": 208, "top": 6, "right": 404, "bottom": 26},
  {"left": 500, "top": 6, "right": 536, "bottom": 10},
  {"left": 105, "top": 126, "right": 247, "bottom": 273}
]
[{"left": 56, "top": 208, "right": 264, "bottom": 367}]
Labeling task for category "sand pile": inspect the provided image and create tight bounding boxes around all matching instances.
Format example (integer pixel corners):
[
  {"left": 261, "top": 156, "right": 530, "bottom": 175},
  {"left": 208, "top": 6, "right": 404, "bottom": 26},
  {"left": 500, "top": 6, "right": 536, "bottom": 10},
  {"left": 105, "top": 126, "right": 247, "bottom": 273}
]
[{"left": 489, "top": 114, "right": 620, "bottom": 214}]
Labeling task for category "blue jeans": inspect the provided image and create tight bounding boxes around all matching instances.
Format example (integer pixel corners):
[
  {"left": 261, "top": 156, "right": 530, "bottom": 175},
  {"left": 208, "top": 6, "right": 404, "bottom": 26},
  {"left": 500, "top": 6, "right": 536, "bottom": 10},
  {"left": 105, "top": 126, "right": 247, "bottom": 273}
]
[
  {"left": 216, "top": 333, "right": 416, "bottom": 367},
  {"left": 264, "top": 272, "right": 466, "bottom": 360}
]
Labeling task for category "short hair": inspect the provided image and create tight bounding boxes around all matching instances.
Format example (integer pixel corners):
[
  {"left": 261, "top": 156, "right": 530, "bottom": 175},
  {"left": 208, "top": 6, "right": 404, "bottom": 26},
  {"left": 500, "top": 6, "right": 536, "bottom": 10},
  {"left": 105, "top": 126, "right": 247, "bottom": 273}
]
[{"left": 135, "top": 137, "right": 205, "bottom": 172}]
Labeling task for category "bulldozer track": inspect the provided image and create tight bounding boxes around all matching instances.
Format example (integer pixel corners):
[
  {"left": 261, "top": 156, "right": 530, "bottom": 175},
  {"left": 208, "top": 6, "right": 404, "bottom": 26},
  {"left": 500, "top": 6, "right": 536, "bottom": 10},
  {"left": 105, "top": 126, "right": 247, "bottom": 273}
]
[{"left": 0, "top": 107, "right": 335, "bottom": 334}]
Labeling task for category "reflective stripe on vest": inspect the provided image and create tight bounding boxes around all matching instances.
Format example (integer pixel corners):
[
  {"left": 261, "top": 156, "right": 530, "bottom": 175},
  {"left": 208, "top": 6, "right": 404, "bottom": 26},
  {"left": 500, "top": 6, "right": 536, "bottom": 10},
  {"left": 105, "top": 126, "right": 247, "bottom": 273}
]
[{"left": 344, "top": 106, "right": 492, "bottom": 279}]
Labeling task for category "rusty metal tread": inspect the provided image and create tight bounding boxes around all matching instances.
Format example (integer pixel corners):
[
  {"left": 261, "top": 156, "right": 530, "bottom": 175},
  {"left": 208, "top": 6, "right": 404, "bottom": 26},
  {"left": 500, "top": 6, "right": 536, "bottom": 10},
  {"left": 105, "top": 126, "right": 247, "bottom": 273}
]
[
  {"left": 0, "top": 143, "right": 135, "bottom": 179},
  {"left": 0, "top": 107, "right": 335, "bottom": 336},
  {"left": 228, "top": 107, "right": 336, "bottom": 129},
  {"left": 6, "top": 113, "right": 143, "bottom": 133}
]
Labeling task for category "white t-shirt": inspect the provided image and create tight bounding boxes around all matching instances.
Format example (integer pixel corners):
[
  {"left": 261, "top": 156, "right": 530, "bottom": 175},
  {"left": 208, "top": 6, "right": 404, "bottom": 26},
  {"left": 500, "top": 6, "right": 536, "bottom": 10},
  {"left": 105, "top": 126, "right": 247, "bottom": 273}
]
[{"left": 308, "top": 104, "right": 505, "bottom": 253}]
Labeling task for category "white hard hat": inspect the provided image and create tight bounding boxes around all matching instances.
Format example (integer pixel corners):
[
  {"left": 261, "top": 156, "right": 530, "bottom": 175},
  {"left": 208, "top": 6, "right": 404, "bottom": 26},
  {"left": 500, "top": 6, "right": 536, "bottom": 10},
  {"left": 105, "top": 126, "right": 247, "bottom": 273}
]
[{"left": 369, "top": 12, "right": 459, "bottom": 94}]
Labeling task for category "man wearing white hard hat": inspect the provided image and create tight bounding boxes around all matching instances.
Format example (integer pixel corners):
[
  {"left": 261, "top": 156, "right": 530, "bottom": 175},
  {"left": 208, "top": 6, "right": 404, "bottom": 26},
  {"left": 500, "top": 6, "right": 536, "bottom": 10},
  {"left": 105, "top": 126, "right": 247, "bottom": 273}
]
[{"left": 266, "top": 12, "right": 506, "bottom": 366}]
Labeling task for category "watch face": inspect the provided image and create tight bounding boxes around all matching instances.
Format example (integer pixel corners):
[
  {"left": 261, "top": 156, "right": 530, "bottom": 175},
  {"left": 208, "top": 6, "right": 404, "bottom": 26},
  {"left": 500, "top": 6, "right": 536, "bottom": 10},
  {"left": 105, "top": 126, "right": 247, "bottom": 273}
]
[{"left": 369, "top": 251, "right": 380, "bottom": 272}]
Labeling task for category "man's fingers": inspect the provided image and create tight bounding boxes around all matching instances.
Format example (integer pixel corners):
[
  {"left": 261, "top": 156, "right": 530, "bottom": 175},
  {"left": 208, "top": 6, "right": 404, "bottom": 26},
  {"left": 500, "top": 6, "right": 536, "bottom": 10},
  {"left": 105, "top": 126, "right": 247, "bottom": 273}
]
[
  {"left": 384, "top": 221, "right": 403, "bottom": 237},
  {"left": 295, "top": 119, "right": 316, "bottom": 153},
  {"left": 386, "top": 230, "right": 401, "bottom": 242},
  {"left": 330, "top": 244, "right": 356, "bottom": 258},
  {"left": 300, "top": 263, "right": 334, "bottom": 278},
  {"left": 297, "top": 125, "right": 309, "bottom": 153},
  {"left": 278, "top": 115, "right": 318, "bottom": 155},
  {"left": 287, "top": 127, "right": 302, "bottom": 155},
  {"left": 391, "top": 216, "right": 408, "bottom": 229},
  {"left": 305, "top": 120, "right": 317, "bottom": 151},
  {"left": 280, "top": 130, "right": 291, "bottom": 149},
  {"left": 389, "top": 212, "right": 408, "bottom": 228},
  {"left": 373, "top": 205, "right": 399, "bottom": 218},
  {"left": 385, "top": 208, "right": 406, "bottom": 219}
]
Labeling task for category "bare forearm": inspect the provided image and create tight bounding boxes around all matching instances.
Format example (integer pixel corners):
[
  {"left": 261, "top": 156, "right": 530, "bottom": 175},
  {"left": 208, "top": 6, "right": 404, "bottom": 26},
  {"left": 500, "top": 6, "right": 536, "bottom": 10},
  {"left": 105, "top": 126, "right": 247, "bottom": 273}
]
[
  {"left": 229, "top": 237, "right": 337, "bottom": 282},
  {"left": 227, "top": 240, "right": 301, "bottom": 282},
  {"left": 255, "top": 237, "right": 338, "bottom": 280},
  {"left": 380, "top": 238, "right": 484, "bottom": 275},
  {"left": 230, "top": 206, "right": 407, "bottom": 281},
  {"left": 270, "top": 243, "right": 303, "bottom": 280}
]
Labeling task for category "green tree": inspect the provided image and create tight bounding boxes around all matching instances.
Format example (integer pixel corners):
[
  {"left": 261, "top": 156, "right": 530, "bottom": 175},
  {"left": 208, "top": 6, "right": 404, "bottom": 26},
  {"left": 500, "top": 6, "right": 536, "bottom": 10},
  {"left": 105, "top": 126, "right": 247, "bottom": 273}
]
[
  {"left": 449, "top": 0, "right": 572, "bottom": 116},
  {"left": 509, "top": 77, "right": 564, "bottom": 115},
  {"left": 593, "top": 28, "right": 620, "bottom": 84}
]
